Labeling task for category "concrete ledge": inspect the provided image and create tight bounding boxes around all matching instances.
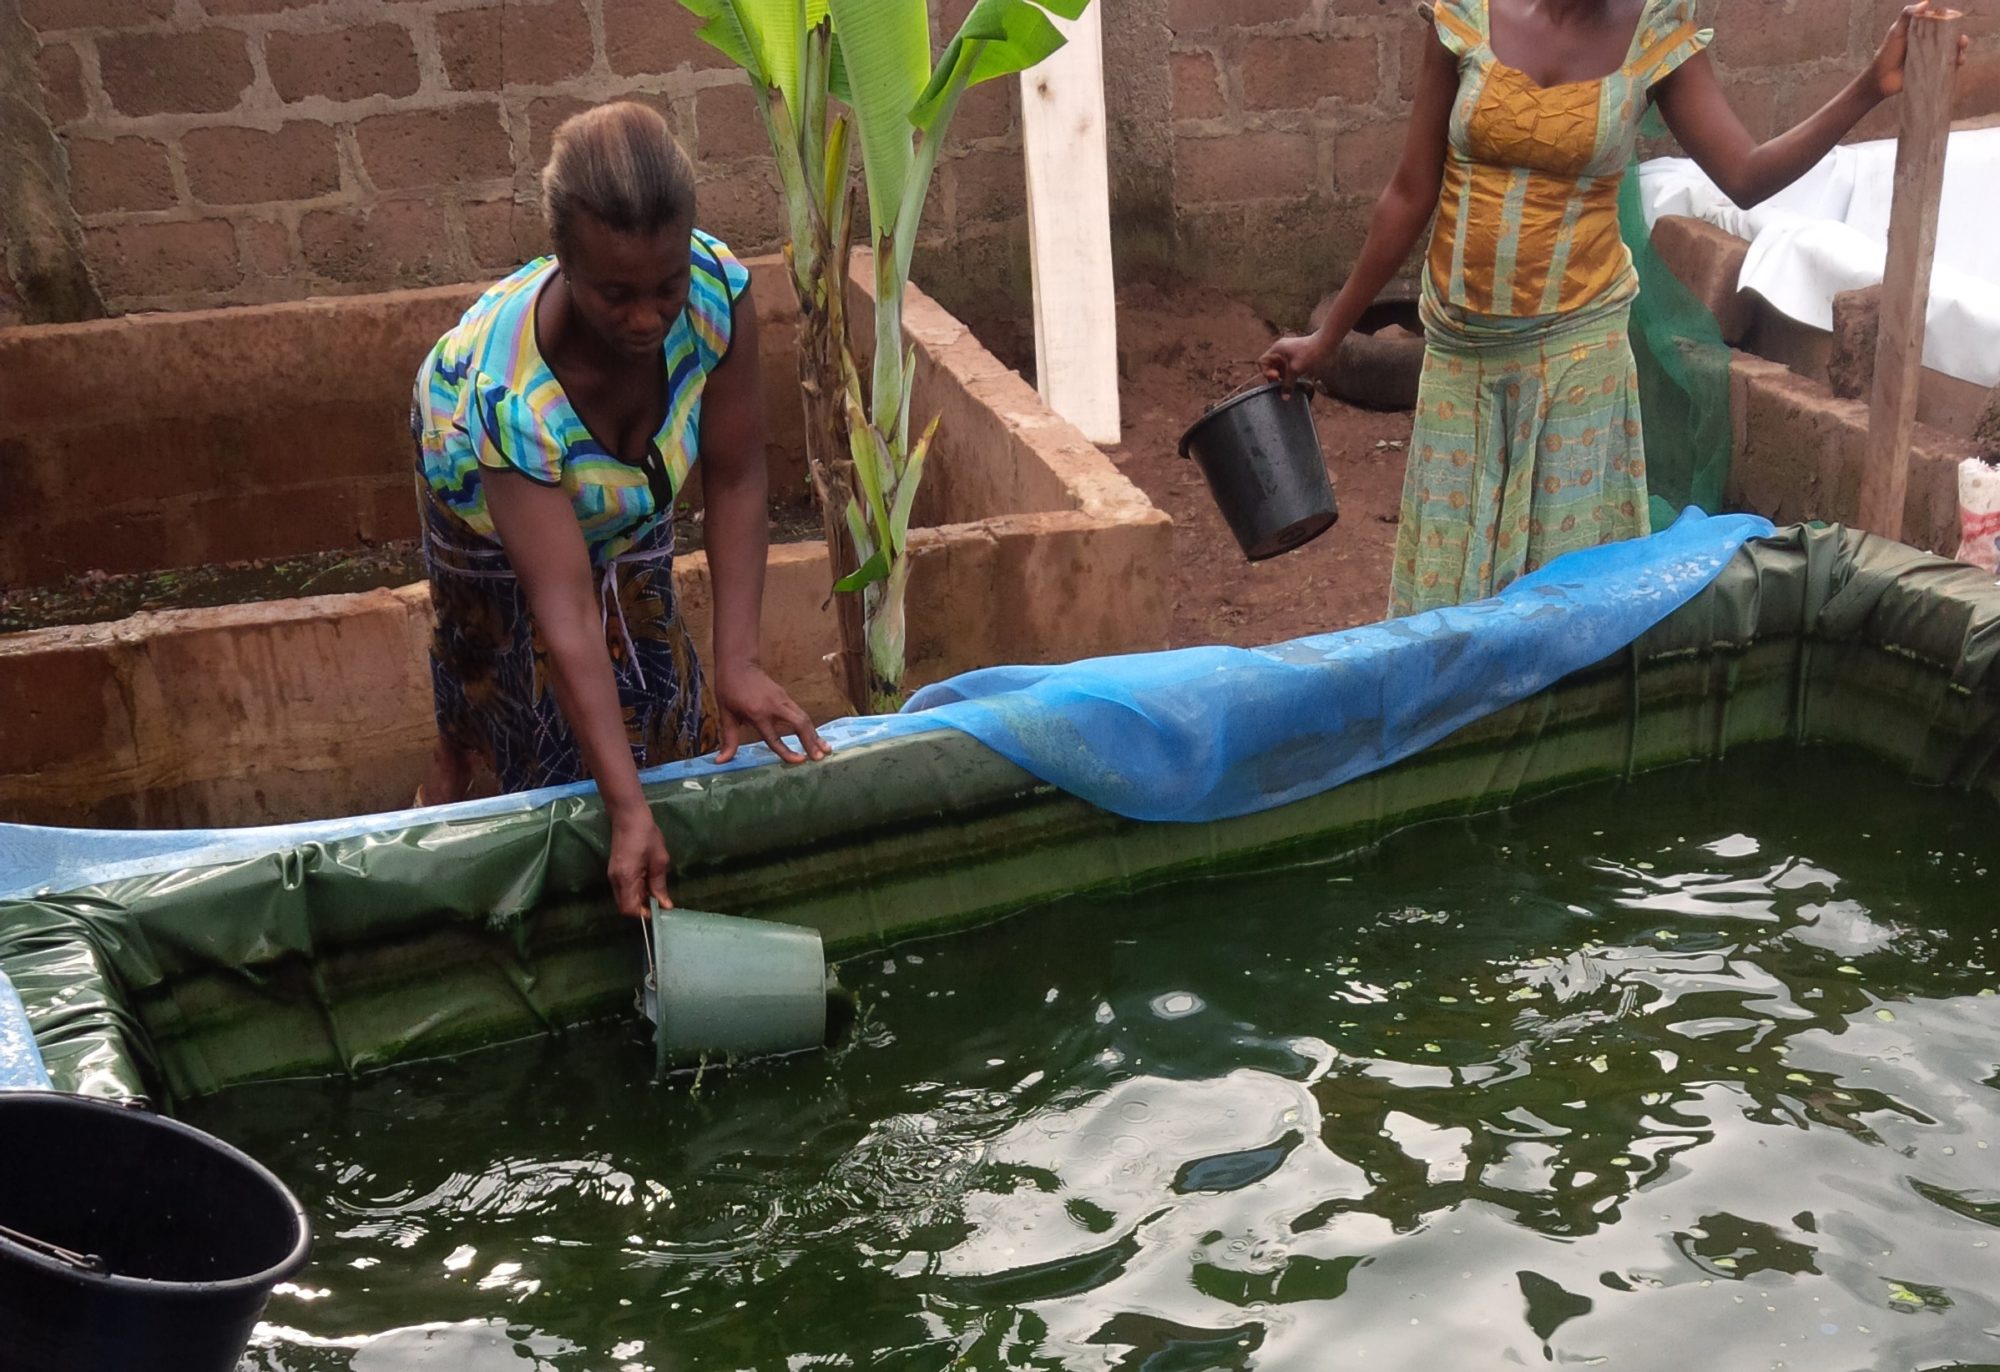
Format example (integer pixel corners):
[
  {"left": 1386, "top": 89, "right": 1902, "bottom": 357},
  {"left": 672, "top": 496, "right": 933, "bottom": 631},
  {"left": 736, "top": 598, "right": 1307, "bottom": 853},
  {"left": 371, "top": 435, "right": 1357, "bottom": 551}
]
[
  {"left": 1650, "top": 214, "right": 1756, "bottom": 344},
  {"left": 1728, "top": 353, "right": 1964, "bottom": 553},
  {"left": 1651, "top": 212, "right": 1990, "bottom": 436},
  {"left": 0, "top": 259, "right": 1171, "bottom": 827}
]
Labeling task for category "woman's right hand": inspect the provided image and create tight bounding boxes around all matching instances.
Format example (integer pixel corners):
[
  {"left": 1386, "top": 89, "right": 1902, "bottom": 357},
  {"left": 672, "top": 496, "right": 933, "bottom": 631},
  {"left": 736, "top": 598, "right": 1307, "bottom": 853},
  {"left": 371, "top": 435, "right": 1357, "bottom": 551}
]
[
  {"left": 1869, "top": 2, "right": 1970, "bottom": 100},
  {"left": 1259, "top": 331, "right": 1338, "bottom": 398},
  {"left": 608, "top": 804, "right": 672, "bottom": 919}
]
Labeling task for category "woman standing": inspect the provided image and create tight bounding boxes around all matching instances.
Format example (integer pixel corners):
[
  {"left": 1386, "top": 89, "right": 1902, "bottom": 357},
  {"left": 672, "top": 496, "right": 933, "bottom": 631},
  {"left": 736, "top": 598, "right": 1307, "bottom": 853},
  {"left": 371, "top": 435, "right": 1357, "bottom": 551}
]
[
  {"left": 1262, "top": 0, "right": 1968, "bottom": 616},
  {"left": 413, "top": 102, "right": 827, "bottom": 917}
]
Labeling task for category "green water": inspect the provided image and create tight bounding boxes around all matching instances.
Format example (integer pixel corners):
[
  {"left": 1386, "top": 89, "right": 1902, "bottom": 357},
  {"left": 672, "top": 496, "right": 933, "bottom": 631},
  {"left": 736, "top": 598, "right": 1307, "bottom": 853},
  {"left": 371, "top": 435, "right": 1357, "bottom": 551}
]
[{"left": 194, "top": 749, "right": 2000, "bottom": 1371}]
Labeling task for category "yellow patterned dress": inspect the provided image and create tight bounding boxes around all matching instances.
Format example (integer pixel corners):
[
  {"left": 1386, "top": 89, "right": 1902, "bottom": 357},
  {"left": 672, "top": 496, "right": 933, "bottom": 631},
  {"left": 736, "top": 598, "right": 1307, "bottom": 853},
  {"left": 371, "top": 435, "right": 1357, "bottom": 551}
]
[{"left": 1392, "top": 0, "right": 1710, "bottom": 616}]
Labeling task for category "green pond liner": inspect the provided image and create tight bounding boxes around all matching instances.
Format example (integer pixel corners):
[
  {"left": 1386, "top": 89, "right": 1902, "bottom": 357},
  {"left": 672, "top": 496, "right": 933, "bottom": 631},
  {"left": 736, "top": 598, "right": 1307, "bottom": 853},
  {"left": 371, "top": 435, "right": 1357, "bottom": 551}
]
[{"left": 5, "top": 524, "right": 2000, "bottom": 1108}]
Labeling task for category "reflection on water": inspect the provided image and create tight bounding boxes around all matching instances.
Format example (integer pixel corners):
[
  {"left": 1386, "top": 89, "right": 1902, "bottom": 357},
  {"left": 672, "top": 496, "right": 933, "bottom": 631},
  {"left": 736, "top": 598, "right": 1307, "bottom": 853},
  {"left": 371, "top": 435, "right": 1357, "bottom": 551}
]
[{"left": 195, "top": 749, "right": 2000, "bottom": 1371}]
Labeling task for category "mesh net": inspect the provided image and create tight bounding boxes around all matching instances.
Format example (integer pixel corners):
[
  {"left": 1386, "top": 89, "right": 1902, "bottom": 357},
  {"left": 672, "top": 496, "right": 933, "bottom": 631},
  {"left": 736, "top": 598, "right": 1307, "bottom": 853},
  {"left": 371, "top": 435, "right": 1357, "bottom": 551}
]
[{"left": 1621, "top": 120, "right": 1735, "bottom": 528}]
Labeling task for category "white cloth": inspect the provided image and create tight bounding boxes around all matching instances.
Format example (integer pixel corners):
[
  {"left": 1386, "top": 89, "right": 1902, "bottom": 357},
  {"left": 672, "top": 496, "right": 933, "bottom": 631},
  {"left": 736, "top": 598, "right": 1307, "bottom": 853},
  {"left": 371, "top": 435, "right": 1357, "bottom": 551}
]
[{"left": 1638, "top": 128, "right": 2000, "bottom": 388}]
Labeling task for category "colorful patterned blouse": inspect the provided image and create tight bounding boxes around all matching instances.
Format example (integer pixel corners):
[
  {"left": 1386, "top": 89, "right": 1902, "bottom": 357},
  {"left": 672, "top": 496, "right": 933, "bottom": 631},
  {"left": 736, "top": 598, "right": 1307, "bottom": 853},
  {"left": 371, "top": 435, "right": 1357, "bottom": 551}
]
[
  {"left": 414, "top": 229, "right": 751, "bottom": 564},
  {"left": 1424, "top": 0, "right": 1710, "bottom": 318}
]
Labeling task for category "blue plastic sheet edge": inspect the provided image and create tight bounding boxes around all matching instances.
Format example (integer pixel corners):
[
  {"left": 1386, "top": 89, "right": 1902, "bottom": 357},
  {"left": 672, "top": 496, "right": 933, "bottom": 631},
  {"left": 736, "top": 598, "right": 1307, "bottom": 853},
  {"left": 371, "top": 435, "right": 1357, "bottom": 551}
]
[
  {"left": 0, "top": 509, "right": 1771, "bottom": 898},
  {"left": 906, "top": 509, "right": 1776, "bottom": 823},
  {"left": 0, "top": 971, "right": 53, "bottom": 1090}
]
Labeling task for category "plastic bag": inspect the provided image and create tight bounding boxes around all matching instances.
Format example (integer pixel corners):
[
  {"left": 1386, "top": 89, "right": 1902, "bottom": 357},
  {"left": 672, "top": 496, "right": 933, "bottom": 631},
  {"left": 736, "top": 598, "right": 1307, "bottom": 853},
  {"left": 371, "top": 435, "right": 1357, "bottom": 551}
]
[{"left": 1955, "top": 456, "right": 2000, "bottom": 574}]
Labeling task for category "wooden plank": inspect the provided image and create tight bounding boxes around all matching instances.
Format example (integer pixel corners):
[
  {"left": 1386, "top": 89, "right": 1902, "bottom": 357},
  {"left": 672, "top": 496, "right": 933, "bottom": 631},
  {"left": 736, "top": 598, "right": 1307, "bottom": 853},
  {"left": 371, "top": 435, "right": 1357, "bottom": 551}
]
[
  {"left": 1019, "top": 4, "right": 1122, "bottom": 446},
  {"left": 1858, "top": 8, "right": 1962, "bottom": 542}
]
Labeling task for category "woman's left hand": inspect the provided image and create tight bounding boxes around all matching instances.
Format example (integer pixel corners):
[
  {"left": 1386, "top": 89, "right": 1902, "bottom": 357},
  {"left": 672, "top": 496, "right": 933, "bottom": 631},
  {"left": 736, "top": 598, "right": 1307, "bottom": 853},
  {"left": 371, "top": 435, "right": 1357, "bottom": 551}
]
[
  {"left": 715, "top": 663, "right": 831, "bottom": 765},
  {"left": 1870, "top": 1, "right": 1971, "bottom": 99}
]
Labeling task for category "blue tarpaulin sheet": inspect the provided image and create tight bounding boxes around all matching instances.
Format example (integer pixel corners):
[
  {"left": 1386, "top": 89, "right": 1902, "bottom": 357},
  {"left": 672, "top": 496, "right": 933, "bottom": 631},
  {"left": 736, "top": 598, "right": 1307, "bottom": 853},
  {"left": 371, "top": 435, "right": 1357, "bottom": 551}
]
[
  {"left": 0, "top": 510, "right": 1771, "bottom": 898},
  {"left": 906, "top": 509, "right": 1774, "bottom": 822},
  {"left": 0, "top": 971, "right": 52, "bottom": 1090}
]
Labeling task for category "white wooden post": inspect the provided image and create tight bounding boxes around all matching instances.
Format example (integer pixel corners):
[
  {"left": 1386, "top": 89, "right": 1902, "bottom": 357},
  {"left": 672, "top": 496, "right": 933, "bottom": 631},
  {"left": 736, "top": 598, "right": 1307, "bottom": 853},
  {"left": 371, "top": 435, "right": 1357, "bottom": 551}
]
[{"left": 1019, "top": 4, "right": 1122, "bottom": 445}]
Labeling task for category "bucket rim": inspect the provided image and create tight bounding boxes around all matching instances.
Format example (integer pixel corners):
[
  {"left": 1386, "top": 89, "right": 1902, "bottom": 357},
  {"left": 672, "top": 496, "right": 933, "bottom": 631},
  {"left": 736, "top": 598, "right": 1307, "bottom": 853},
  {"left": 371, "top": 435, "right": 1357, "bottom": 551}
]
[
  {"left": 0, "top": 1089, "right": 312, "bottom": 1297},
  {"left": 1177, "top": 379, "right": 1315, "bottom": 460}
]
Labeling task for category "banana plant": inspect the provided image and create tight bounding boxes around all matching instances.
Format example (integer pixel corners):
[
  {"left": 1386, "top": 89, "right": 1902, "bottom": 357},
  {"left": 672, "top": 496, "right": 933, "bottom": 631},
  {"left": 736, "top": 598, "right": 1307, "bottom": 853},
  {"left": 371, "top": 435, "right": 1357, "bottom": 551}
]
[{"left": 681, "top": 0, "right": 1087, "bottom": 712}]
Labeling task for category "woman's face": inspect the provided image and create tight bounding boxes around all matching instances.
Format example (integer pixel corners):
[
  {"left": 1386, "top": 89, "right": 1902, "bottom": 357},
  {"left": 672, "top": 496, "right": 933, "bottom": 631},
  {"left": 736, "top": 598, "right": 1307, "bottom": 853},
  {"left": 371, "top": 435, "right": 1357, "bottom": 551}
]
[{"left": 558, "top": 211, "right": 693, "bottom": 358}]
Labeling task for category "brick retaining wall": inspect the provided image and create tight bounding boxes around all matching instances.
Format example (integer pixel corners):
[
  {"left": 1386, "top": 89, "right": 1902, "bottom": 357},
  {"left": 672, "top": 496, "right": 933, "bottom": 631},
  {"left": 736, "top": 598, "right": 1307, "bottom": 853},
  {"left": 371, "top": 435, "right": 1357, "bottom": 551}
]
[{"left": 7, "top": 0, "right": 1996, "bottom": 325}]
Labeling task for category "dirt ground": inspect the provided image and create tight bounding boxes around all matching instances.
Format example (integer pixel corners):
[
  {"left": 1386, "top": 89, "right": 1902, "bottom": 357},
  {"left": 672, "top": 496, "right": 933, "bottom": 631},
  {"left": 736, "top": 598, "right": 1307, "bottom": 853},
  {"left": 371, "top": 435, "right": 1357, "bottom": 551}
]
[{"left": 969, "top": 280, "right": 1413, "bottom": 648}]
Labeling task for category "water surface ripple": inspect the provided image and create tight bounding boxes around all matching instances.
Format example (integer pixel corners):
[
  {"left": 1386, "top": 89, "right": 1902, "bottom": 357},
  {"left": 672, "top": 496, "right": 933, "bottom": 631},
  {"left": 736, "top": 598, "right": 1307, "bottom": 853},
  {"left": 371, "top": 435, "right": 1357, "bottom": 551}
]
[{"left": 197, "top": 751, "right": 2000, "bottom": 1370}]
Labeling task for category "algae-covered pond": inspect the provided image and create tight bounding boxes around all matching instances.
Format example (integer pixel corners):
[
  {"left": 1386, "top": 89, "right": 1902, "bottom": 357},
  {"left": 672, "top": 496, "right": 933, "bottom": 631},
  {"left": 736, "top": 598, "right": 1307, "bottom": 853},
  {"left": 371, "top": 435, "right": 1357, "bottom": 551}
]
[{"left": 191, "top": 749, "right": 2000, "bottom": 1370}]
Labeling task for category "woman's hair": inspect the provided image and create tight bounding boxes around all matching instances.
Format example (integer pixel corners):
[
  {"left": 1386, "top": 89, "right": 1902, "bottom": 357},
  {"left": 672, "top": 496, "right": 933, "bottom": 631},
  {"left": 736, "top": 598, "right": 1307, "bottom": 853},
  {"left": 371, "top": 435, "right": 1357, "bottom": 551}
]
[{"left": 540, "top": 102, "right": 696, "bottom": 254}]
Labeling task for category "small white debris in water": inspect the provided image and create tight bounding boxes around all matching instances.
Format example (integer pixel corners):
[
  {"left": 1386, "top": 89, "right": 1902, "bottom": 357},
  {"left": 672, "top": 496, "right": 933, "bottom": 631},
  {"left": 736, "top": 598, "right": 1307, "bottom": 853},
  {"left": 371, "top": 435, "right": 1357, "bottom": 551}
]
[
  {"left": 1045, "top": 988, "right": 1060, "bottom": 1004},
  {"left": 443, "top": 1245, "right": 476, "bottom": 1272}
]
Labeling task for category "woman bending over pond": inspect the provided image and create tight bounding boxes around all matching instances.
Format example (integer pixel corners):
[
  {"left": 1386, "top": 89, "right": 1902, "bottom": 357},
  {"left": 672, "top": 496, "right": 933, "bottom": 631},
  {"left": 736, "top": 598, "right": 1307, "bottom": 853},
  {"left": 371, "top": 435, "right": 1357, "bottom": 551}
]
[
  {"left": 1261, "top": 0, "right": 1969, "bottom": 616},
  {"left": 412, "top": 101, "right": 827, "bottom": 917}
]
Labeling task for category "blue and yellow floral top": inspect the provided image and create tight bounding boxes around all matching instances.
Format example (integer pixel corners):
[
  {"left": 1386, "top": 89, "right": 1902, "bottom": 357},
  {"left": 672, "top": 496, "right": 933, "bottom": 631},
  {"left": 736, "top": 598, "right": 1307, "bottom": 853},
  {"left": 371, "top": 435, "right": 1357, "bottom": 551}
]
[{"left": 414, "top": 229, "right": 751, "bottom": 564}]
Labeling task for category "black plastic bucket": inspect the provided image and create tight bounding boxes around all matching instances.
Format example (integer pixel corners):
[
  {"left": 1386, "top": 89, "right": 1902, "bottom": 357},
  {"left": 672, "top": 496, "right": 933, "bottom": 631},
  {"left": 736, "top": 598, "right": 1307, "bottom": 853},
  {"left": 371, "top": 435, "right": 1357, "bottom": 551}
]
[
  {"left": 0, "top": 1091, "right": 311, "bottom": 1372},
  {"left": 1178, "top": 381, "right": 1339, "bottom": 561}
]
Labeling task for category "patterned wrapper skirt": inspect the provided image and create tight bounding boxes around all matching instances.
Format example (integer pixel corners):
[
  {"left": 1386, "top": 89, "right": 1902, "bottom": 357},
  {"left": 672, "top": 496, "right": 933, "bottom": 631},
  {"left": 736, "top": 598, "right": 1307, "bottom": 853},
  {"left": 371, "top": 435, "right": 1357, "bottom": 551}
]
[
  {"left": 1389, "top": 284, "right": 1651, "bottom": 617},
  {"left": 419, "top": 487, "right": 710, "bottom": 795}
]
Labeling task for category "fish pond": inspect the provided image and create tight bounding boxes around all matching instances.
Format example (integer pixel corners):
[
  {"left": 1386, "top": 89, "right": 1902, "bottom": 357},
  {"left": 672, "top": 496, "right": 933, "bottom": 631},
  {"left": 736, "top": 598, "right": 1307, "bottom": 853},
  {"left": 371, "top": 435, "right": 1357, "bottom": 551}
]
[{"left": 190, "top": 748, "right": 2000, "bottom": 1371}]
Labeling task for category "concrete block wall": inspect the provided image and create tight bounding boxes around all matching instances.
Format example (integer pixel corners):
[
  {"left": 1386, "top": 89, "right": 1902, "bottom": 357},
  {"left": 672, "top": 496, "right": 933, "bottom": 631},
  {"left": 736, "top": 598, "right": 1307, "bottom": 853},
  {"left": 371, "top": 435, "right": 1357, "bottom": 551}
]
[
  {"left": 7, "top": 0, "right": 1997, "bottom": 326},
  {"left": 1159, "top": 0, "right": 2000, "bottom": 315},
  {"left": 10, "top": 0, "right": 1026, "bottom": 317}
]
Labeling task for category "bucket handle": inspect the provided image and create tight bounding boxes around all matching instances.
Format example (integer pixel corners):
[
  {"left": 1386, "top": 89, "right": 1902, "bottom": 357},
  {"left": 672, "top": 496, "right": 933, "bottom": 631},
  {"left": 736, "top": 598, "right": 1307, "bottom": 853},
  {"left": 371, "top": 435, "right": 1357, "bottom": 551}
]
[
  {"left": 1213, "top": 373, "right": 1315, "bottom": 410},
  {"left": 0, "top": 1220, "right": 108, "bottom": 1275},
  {"left": 1182, "top": 374, "right": 1315, "bottom": 459}
]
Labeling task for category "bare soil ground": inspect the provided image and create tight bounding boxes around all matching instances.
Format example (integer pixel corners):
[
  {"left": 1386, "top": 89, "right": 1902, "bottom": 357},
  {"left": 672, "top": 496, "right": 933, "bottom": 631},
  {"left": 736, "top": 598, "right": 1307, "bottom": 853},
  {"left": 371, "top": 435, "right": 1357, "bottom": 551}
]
[{"left": 967, "top": 279, "right": 1412, "bottom": 648}]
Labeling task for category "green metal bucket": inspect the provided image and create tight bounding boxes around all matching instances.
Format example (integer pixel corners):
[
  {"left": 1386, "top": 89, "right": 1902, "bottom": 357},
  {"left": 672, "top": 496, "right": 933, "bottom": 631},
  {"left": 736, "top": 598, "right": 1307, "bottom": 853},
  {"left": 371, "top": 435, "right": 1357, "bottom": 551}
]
[{"left": 648, "top": 907, "right": 832, "bottom": 1073}]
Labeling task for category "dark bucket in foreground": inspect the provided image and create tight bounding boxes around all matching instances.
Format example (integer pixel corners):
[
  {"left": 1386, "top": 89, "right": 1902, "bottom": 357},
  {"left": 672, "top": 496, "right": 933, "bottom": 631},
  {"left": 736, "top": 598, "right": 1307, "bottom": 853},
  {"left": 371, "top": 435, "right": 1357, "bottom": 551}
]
[
  {"left": 0, "top": 1090, "right": 311, "bottom": 1372},
  {"left": 1179, "top": 380, "right": 1339, "bottom": 561}
]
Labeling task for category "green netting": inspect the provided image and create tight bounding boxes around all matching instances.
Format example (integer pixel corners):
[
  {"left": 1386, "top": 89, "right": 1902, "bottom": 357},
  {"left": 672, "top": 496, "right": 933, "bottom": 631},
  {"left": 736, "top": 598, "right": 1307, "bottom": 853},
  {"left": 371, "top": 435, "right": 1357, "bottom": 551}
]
[{"left": 1622, "top": 121, "right": 1735, "bottom": 528}]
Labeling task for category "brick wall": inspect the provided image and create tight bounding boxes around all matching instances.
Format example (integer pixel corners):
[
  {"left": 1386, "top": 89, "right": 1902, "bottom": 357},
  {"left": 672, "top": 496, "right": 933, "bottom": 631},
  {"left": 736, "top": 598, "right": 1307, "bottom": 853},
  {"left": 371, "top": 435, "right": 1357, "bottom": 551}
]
[
  {"left": 7, "top": 0, "right": 1996, "bottom": 327},
  {"left": 10, "top": 0, "right": 1025, "bottom": 319},
  {"left": 1164, "top": 0, "right": 2000, "bottom": 315}
]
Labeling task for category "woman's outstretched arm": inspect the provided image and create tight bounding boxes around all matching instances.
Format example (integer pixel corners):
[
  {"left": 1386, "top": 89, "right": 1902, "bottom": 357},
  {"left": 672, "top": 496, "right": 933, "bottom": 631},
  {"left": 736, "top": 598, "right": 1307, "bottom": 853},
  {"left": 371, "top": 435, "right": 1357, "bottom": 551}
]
[{"left": 1656, "top": 2, "right": 1970, "bottom": 209}]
